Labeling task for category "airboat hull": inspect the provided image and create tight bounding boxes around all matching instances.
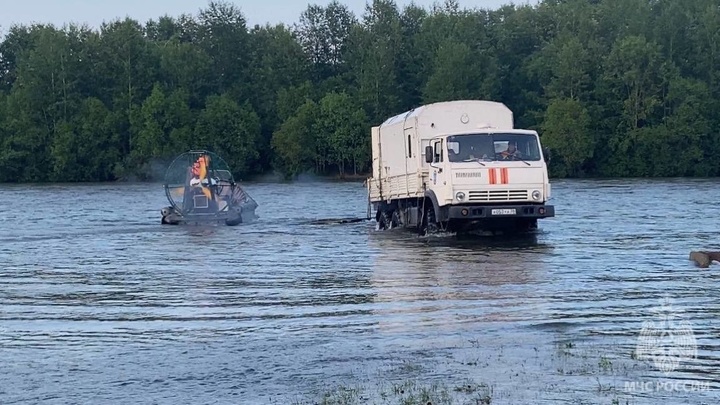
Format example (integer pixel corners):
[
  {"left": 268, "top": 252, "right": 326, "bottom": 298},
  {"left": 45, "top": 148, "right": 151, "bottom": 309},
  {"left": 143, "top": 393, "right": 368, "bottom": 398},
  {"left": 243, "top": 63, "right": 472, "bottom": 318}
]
[
  {"left": 160, "top": 206, "right": 249, "bottom": 226},
  {"left": 160, "top": 150, "right": 258, "bottom": 226}
]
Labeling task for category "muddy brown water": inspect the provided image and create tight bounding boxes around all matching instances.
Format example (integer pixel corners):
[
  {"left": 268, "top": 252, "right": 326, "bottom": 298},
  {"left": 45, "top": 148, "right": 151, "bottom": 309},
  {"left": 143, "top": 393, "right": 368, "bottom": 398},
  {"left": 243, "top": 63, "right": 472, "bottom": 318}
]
[{"left": 0, "top": 179, "right": 718, "bottom": 404}]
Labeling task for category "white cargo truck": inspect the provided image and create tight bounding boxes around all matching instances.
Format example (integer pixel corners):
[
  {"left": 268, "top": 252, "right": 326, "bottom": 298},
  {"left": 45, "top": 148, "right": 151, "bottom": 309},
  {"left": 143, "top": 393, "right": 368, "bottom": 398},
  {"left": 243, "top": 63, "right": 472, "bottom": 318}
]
[{"left": 366, "top": 99, "right": 555, "bottom": 235}]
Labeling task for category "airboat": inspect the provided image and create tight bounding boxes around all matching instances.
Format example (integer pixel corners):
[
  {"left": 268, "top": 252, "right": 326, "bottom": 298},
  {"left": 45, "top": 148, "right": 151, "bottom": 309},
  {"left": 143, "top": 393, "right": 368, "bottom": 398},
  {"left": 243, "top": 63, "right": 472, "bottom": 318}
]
[{"left": 160, "top": 150, "right": 258, "bottom": 226}]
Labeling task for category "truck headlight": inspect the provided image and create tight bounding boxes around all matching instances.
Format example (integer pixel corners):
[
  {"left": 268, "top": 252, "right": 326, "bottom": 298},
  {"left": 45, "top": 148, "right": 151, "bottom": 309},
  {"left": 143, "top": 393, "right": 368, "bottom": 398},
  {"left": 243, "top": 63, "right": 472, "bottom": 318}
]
[
  {"left": 456, "top": 192, "right": 465, "bottom": 201},
  {"left": 532, "top": 190, "right": 541, "bottom": 201}
]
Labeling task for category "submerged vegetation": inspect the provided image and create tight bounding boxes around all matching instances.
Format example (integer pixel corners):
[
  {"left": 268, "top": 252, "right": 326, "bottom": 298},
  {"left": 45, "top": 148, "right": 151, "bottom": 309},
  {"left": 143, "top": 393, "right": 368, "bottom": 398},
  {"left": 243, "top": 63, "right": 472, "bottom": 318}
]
[{"left": 0, "top": 0, "right": 718, "bottom": 182}]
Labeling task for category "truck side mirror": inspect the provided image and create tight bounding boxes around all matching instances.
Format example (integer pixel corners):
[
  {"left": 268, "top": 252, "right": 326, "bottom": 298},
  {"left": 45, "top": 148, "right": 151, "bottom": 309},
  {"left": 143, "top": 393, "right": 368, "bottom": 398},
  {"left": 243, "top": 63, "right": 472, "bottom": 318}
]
[
  {"left": 425, "top": 145, "right": 433, "bottom": 163},
  {"left": 543, "top": 147, "right": 551, "bottom": 162}
]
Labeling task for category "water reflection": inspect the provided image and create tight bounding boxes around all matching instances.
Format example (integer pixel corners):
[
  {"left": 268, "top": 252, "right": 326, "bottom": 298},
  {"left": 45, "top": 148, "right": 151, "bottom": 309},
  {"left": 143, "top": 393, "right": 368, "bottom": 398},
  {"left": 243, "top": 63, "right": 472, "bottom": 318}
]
[
  {"left": 369, "top": 229, "right": 553, "bottom": 284},
  {"left": 367, "top": 229, "right": 555, "bottom": 335}
]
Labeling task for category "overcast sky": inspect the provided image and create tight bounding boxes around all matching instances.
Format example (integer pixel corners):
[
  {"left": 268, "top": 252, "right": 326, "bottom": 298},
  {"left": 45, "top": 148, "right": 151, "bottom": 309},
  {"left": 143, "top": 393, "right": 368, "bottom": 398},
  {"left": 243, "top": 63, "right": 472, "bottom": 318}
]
[{"left": 0, "top": 0, "right": 539, "bottom": 33}]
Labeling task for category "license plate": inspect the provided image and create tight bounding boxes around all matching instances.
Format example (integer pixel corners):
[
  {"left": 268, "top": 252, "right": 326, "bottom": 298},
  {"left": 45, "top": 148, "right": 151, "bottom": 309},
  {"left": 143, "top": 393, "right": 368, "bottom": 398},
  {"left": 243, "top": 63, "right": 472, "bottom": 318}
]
[{"left": 491, "top": 208, "right": 516, "bottom": 215}]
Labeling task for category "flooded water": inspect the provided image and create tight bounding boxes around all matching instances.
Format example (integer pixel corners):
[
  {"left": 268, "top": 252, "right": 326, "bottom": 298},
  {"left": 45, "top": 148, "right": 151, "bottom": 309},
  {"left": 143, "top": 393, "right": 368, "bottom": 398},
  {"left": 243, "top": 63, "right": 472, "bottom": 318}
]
[{"left": 0, "top": 178, "right": 719, "bottom": 404}]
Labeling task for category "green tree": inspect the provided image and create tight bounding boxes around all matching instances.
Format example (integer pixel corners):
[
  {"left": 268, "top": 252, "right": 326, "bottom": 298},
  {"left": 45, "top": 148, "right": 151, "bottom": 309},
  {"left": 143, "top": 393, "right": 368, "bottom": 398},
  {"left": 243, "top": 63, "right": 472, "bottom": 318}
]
[
  {"left": 196, "top": 1, "right": 250, "bottom": 98},
  {"left": 540, "top": 98, "right": 594, "bottom": 177},
  {"left": 195, "top": 94, "right": 261, "bottom": 178},
  {"left": 132, "top": 83, "right": 167, "bottom": 162},
  {"left": 271, "top": 100, "right": 319, "bottom": 179},
  {"left": 247, "top": 23, "right": 310, "bottom": 171},
  {"left": 422, "top": 40, "right": 477, "bottom": 103},
  {"left": 315, "top": 92, "right": 368, "bottom": 177},
  {"left": 50, "top": 97, "right": 120, "bottom": 181},
  {"left": 348, "top": 0, "right": 402, "bottom": 124}
]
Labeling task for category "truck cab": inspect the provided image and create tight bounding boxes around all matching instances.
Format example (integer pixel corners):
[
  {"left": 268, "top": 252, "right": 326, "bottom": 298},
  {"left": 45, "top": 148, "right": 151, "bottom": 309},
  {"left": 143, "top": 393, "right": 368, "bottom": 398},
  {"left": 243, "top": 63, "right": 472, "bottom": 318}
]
[{"left": 423, "top": 128, "right": 554, "bottom": 234}]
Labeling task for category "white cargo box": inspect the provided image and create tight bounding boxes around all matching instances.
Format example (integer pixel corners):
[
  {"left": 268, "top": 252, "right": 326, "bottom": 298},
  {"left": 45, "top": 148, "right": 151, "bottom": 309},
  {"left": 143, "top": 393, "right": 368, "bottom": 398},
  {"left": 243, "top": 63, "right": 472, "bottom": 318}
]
[{"left": 367, "top": 100, "right": 514, "bottom": 202}]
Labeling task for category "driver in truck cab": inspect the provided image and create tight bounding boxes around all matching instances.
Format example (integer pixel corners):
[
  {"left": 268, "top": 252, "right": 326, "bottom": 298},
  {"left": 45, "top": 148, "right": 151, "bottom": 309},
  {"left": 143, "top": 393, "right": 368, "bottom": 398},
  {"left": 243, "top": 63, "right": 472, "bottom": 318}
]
[{"left": 499, "top": 141, "right": 522, "bottom": 160}]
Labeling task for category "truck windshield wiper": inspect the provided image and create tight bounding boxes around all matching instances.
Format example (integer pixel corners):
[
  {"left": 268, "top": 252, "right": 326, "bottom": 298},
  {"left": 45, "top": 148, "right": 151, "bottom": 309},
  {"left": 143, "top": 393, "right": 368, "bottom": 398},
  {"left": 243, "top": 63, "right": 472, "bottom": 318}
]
[
  {"left": 517, "top": 157, "right": 531, "bottom": 166},
  {"left": 508, "top": 154, "right": 531, "bottom": 166},
  {"left": 462, "top": 158, "right": 487, "bottom": 166}
]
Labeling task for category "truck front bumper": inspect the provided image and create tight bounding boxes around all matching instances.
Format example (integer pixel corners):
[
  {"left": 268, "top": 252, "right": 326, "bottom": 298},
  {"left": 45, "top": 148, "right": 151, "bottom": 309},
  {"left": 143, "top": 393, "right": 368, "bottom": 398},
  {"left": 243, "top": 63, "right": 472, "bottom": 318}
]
[{"left": 446, "top": 204, "right": 555, "bottom": 220}]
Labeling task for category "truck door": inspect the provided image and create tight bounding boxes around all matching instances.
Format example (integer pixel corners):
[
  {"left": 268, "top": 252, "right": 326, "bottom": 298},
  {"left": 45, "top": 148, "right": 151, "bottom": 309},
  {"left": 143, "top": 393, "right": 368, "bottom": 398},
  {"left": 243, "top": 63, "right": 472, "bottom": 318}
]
[
  {"left": 430, "top": 139, "right": 447, "bottom": 189},
  {"left": 420, "top": 139, "right": 431, "bottom": 169},
  {"left": 403, "top": 127, "right": 414, "bottom": 194}
]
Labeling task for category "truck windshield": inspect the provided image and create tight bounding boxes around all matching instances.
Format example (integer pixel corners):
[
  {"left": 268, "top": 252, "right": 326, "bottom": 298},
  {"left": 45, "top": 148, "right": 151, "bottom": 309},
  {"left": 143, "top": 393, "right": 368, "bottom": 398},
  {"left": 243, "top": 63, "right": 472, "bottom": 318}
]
[{"left": 446, "top": 133, "right": 542, "bottom": 162}]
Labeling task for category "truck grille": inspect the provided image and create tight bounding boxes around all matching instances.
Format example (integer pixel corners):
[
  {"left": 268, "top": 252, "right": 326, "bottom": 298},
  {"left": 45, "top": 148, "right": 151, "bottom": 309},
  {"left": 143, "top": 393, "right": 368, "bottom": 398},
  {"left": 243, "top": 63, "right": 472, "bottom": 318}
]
[{"left": 468, "top": 189, "right": 528, "bottom": 201}]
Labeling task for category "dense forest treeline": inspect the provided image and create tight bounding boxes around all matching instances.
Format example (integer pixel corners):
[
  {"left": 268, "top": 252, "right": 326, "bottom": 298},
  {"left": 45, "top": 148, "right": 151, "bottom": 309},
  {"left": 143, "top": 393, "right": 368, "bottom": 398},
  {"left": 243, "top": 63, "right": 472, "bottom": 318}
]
[{"left": 0, "top": 0, "right": 718, "bottom": 182}]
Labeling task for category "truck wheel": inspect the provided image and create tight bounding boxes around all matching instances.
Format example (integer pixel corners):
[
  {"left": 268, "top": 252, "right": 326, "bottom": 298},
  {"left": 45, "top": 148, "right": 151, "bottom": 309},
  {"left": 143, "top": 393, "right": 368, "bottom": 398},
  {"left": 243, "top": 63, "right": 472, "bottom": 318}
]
[
  {"left": 391, "top": 210, "right": 401, "bottom": 228},
  {"left": 420, "top": 203, "right": 438, "bottom": 236},
  {"left": 514, "top": 218, "right": 537, "bottom": 233},
  {"left": 377, "top": 210, "right": 391, "bottom": 230},
  {"left": 377, "top": 209, "right": 399, "bottom": 230}
]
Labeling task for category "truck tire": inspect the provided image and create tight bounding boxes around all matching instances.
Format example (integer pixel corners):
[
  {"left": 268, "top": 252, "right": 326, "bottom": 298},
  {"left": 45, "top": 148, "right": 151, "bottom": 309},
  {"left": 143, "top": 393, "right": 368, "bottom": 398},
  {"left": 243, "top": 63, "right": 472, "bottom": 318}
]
[
  {"left": 419, "top": 201, "right": 438, "bottom": 236},
  {"left": 391, "top": 210, "right": 402, "bottom": 228},
  {"left": 377, "top": 208, "right": 399, "bottom": 230}
]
